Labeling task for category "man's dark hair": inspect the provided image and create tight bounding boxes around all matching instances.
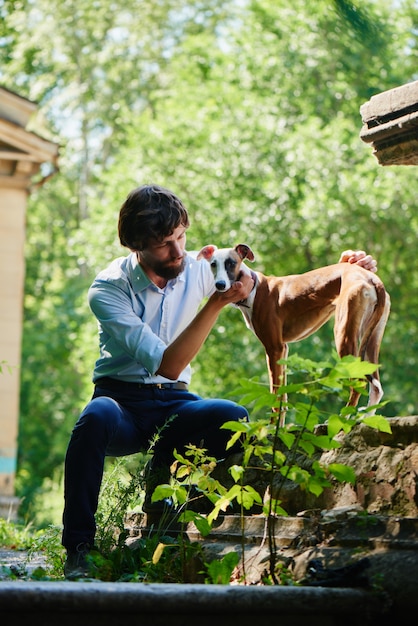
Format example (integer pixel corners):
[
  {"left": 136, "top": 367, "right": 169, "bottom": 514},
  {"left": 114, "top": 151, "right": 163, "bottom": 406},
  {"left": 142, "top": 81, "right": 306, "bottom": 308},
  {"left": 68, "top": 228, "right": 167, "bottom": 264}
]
[{"left": 118, "top": 184, "right": 190, "bottom": 250}]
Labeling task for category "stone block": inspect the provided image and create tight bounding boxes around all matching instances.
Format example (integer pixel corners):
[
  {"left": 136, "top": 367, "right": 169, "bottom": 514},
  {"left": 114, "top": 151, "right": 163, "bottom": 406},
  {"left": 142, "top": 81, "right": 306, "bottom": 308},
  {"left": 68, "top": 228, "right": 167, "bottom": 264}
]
[{"left": 360, "top": 80, "right": 418, "bottom": 165}]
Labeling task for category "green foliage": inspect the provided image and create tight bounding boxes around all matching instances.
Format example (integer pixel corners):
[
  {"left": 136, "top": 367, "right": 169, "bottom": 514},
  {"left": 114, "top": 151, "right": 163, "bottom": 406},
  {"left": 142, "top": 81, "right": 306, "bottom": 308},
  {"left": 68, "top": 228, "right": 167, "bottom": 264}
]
[
  {"left": 27, "top": 525, "right": 66, "bottom": 579},
  {"left": 94, "top": 455, "right": 148, "bottom": 554},
  {"left": 1, "top": 355, "right": 392, "bottom": 583},
  {"left": 261, "top": 557, "right": 298, "bottom": 586},
  {"left": 0, "top": 520, "right": 62, "bottom": 581},
  {"left": 205, "top": 551, "right": 240, "bottom": 584},
  {"left": 0, "top": 518, "right": 36, "bottom": 550},
  {"left": 140, "top": 355, "right": 391, "bottom": 584}
]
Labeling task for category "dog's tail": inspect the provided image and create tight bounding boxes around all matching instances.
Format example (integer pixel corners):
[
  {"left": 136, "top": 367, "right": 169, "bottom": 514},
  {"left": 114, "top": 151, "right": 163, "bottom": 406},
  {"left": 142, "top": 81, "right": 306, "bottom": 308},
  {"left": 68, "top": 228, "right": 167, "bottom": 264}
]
[{"left": 358, "top": 278, "right": 389, "bottom": 362}]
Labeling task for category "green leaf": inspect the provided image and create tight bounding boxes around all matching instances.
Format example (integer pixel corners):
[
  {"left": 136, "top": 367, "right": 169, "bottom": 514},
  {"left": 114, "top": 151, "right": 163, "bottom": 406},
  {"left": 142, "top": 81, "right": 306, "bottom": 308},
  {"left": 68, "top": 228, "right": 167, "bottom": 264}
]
[
  {"left": 279, "top": 430, "right": 296, "bottom": 449},
  {"left": 230, "top": 464, "right": 244, "bottom": 482},
  {"left": 328, "top": 463, "right": 356, "bottom": 484},
  {"left": 361, "top": 415, "right": 392, "bottom": 433},
  {"left": 152, "top": 484, "right": 188, "bottom": 505},
  {"left": 221, "top": 420, "right": 250, "bottom": 433},
  {"left": 272, "top": 449, "right": 286, "bottom": 466},
  {"left": 281, "top": 465, "right": 310, "bottom": 486},
  {"left": 179, "top": 511, "right": 212, "bottom": 536},
  {"left": 335, "top": 356, "right": 378, "bottom": 378},
  {"left": 152, "top": 484, "right": 173, "bottom": 502},
  {"left": 327, "top": 413, "right": 351, "bottom": 438},
  {"left": 263, "top": 498, "right": 288, "bottom": 517},
  {"left": 306, "top": 476, "right": 329, "bottom": 496},
  {"left": 175, "top": 465, "right": 191, "bottom": 479},
  {"left": 226, "top": 431, "right": 243, "bottom": 450},
  {"left": 206, "top": 551, "right": 240, "bottom": 584},
  {"left": 297, "top": 439, "right": 315, "bottom": 455},
  {"left": 237, "top": 485, "right": 262, "bottom": 509}
]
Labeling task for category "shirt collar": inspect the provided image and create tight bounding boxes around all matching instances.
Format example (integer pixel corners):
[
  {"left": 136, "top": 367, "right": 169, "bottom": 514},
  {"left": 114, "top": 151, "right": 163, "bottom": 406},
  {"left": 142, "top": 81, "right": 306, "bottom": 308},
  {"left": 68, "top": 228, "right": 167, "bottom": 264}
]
[{"left": 129, "top": 251, "right": 186, "bottom": 293}]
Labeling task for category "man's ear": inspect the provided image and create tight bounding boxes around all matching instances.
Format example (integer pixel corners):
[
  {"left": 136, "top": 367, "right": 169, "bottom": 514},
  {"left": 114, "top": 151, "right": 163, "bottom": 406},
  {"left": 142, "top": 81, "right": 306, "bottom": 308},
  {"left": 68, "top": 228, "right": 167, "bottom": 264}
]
[
  {"left": 235, "top": 244, "right": 255, "bottom": 262},
  {"left": 197, "top": 245, "right": 218, "bottom": 261}
]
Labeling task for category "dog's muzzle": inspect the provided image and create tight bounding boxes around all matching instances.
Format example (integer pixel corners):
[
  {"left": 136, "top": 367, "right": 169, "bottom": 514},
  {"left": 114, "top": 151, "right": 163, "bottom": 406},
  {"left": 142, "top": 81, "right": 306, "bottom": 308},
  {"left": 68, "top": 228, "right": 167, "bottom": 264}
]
[{"left": 215, "top": 280, "right": 228, "bottom": 292}]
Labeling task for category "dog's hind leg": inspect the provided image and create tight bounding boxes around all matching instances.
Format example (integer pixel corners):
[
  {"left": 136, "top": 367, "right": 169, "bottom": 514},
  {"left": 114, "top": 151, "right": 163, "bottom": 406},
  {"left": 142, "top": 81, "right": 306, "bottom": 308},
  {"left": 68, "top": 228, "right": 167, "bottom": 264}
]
[
  {"left": 333, "top": 281, "right": 377, "bottom": 408},
  {"left": 334, "top": 277, "right": 390, "bottom": 411}
]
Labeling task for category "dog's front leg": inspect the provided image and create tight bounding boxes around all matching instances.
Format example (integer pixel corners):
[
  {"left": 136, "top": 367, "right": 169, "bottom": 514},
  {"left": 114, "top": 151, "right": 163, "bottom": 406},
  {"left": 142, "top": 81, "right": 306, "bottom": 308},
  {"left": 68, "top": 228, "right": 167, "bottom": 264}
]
[{"left": 266, "top": 343, "right": 288, "bottom": 427}]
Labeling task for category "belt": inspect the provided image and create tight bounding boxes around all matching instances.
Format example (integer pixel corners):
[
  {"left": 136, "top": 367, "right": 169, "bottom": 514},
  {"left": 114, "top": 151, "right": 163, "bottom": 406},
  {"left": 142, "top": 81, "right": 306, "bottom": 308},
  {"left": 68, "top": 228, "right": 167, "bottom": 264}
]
[{"left": 96, "top": 377, "right": 188, "bottom": 391}]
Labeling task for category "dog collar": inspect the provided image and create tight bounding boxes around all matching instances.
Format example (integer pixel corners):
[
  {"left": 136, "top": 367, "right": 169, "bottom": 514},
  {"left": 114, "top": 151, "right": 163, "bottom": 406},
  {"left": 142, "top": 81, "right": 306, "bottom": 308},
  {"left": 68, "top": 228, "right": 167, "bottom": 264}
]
[{"left": 235, "top": 270, "right": 258, "bottom": 308}]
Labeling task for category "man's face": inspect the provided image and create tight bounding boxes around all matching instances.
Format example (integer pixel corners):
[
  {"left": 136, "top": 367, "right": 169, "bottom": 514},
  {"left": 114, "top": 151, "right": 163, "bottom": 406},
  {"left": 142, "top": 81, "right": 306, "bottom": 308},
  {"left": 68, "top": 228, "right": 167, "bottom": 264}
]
[{"left": 138, "top": 226, "right": 187, "bottom": 280}]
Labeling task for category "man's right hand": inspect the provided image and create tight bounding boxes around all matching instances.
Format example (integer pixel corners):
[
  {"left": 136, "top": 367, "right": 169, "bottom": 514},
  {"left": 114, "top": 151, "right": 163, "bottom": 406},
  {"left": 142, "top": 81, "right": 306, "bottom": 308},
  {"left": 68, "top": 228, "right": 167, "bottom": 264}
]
[{"left": 216, "top": 271, "right": 255, "bottom": 306}]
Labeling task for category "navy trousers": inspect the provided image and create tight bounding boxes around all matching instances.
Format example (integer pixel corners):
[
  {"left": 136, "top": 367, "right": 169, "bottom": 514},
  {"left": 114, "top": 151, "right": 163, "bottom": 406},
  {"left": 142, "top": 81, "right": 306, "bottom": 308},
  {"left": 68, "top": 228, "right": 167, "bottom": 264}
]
[{"left": 62, "top": 382, "right": 249, "bottom": 549}]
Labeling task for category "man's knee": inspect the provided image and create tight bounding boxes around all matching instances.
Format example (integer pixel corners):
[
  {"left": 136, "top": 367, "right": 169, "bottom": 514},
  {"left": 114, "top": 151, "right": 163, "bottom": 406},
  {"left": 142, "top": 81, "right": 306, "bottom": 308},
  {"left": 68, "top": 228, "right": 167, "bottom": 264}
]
[
  {"left": 217, "top": 399, "right": 249, "bottom": 424},
  {"left": 74, "top": 396, "right": 121, "bottom": 433}
]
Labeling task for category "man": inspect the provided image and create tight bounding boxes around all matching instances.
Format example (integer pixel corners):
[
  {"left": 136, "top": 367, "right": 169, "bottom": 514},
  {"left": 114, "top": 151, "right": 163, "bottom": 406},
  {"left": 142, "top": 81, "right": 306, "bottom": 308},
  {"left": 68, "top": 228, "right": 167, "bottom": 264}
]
[{"left": 62, "top": 184, "right": 377, "bottom": 578}]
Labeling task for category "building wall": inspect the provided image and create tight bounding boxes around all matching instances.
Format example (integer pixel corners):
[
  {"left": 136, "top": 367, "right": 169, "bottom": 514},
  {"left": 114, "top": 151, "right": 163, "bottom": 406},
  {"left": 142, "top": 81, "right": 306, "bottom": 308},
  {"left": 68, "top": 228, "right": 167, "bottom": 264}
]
[{"left": 0, "top": 186, "right": 27, "bottom": 495}]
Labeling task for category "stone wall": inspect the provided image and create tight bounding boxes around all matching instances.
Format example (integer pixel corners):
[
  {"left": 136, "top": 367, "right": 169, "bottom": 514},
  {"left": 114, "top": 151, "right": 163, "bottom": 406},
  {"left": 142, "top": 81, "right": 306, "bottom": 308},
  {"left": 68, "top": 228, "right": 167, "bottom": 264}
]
[{"left": 212, "top": 416, "right": 417, "bottom": 518}]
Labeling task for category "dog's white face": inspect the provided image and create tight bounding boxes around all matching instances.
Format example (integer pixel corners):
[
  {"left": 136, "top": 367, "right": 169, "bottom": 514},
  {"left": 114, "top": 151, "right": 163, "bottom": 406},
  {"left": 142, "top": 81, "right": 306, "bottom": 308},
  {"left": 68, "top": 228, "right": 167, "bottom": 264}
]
[{"left": 197, "top": 244, "right": 255, "bottom": 292}]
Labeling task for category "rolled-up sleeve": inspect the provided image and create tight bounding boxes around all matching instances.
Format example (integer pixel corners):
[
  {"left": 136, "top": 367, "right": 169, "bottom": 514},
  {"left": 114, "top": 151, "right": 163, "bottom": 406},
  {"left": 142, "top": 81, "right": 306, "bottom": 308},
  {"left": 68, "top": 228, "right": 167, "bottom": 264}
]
[{"left": 89, "top": 278, "right": 166, "bottom": 377}]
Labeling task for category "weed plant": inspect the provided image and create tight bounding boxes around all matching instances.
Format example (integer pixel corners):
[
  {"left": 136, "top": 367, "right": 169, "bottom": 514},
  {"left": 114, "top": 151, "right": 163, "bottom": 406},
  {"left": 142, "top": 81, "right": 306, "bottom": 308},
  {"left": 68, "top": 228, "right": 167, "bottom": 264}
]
[{"left": 1, "top": 355, "right": 391, "bottom": 583}]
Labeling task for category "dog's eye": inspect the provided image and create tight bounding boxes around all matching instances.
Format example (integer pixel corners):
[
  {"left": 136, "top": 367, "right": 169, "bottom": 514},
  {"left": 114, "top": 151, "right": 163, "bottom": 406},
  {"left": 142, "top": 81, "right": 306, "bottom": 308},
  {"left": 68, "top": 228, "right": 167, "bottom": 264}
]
[{"left": 225, "top": 259, "right": 237, "bottom": 270}]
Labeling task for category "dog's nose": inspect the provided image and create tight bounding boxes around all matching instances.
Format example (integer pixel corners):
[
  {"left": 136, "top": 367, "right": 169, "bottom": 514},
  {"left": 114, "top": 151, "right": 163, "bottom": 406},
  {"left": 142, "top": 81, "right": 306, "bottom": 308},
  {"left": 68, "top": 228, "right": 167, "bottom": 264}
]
[{"left": 215, "top": 280, "right": 227, "bottom": 292}]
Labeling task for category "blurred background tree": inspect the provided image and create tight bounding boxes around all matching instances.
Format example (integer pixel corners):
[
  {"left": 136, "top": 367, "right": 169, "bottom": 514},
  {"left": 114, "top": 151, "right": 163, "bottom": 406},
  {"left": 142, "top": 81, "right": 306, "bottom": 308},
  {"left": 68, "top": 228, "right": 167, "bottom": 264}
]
[{"left": 0, "top": 0, "right": 416, "bottom": 524}]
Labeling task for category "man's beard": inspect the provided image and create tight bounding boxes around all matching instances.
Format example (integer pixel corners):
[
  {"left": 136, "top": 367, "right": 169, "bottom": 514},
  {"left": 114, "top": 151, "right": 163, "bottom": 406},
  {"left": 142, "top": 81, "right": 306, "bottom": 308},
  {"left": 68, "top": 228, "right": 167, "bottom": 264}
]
[{"left": 149, "top": 255, "right": 186, "bottom": 280}]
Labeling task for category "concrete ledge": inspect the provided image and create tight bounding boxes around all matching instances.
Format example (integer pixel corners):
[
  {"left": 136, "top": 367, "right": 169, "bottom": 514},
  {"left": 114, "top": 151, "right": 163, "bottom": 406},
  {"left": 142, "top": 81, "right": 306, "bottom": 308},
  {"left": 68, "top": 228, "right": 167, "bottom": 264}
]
[
  {"left": 359, "top": 80, "right": 418, "bottom": 165},
  {"left": 0, "top": 581, "right": 389, "bottom": 626}
]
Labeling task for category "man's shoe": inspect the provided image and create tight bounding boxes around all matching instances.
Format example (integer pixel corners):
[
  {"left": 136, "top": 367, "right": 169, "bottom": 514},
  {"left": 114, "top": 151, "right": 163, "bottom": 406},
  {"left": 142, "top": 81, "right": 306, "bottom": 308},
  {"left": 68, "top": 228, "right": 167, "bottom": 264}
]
[{"left": 64, "top": 542, "right": 92, "bottom": 579}]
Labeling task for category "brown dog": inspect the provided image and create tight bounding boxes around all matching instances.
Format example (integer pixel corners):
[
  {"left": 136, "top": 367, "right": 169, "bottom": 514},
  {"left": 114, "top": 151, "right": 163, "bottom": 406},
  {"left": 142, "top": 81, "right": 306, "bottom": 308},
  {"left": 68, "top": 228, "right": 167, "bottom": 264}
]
[{"left": 197, "top": 244, "right": 390, "bottom": 423}]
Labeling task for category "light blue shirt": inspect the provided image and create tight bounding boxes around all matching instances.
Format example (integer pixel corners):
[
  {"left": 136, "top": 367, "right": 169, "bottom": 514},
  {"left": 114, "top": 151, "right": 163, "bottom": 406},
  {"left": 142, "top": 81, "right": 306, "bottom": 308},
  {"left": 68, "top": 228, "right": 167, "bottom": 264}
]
[{"left": 89, "top": 251, "right": 215, "bottom": 384}]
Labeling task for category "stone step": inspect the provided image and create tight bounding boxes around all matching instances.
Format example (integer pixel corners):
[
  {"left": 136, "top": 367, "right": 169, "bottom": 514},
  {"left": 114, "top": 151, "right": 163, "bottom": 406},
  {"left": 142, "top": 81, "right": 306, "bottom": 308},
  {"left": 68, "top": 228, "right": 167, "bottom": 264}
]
[
  {"left": 125, "top": 510, "right": 418, "bottom": 623},
  {"left": 128, "top": 511, "right": 418, "bottom": 550},
  {"left": 0, "top": 580, "right": 390, "bottom": 626}
]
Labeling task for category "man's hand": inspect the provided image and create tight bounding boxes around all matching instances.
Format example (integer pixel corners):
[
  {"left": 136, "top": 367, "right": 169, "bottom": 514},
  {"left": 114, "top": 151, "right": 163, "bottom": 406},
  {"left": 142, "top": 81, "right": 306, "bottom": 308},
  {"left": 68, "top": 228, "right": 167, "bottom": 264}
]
[
  {"left": 224, "top": 271, "right": 255, "bottom": 304},
  {"left": 208, "top": 271, "right": 255, "bottom": 307},
  {"left": 339, "top": 249, "right": 377, "bottom": 273}
]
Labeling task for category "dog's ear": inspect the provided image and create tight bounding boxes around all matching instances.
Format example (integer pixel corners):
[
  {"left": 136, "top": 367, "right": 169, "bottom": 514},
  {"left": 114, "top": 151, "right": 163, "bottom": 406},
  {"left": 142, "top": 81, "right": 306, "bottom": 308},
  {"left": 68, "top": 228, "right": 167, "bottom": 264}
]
[
  {"left": 235, "top": 244, "right": 254, "bottom": 262},
  {"left": 197, "top": 245, "right": 218, "bottom": 261}
]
